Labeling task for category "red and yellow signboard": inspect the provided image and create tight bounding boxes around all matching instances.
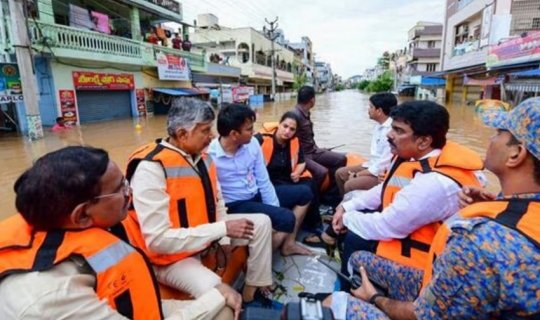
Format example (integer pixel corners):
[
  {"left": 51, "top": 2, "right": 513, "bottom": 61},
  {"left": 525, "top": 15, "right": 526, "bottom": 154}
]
[
  {"left": 136, "top": 89, "right": 146, "bottom": 116},
  {"left": 487, "top": 30, "right": 540, "bottom": 68},
  {"left": 59, "top": 89, "right": 78, "bottom": 125},
  {"left": 73, "top": 71, "right": 135, "bottom": 90}
]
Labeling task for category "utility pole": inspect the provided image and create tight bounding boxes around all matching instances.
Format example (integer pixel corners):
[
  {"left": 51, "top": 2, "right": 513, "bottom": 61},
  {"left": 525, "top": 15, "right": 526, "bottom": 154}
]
[
  {"left": 264, "top": 17, "right": 278, "bottom": 101},
  {"left": 8, "top": 0, "right": 43, "bottom": 139},
  {"left": 0, "top": 1, "right": 11, "bottom": 63}
]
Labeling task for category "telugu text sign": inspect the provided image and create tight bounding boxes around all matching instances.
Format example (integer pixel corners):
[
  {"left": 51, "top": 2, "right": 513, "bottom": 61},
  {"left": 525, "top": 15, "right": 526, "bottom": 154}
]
[{"left": 73, "top": 71, "right": 135, "bottom": 90}]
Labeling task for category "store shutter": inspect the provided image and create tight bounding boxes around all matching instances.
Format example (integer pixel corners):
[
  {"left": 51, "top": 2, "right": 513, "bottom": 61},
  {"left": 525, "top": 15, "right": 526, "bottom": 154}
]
[{"left": 77, "top": 91, "right": 132, "bottom": 123}]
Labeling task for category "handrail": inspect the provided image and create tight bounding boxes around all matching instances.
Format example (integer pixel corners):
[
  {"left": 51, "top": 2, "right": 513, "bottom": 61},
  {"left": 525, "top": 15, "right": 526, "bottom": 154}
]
[
  {"left": 27, "top": 20, "right": 206, "bottom": 70},
  {"left": 29, "top": 20, "right": 143, "bottom": 59}
]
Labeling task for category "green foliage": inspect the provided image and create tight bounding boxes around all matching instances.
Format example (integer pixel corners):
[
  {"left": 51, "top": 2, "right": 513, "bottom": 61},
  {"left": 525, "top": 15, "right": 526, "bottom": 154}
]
[
  {"left": 377, "top": 51, "right": 391, "bottom": 70},
  {"left": 365, "top": 71, "right": 394, "bottom": 93},
  {"left": 357, "top": 80, "right": 370, "bottom": 90},
  {"left": 335, "top": 83, "right": 345, "bottom": 91},
  {"left": 293, "top": 72, "right": 307, "bottom": 91}
]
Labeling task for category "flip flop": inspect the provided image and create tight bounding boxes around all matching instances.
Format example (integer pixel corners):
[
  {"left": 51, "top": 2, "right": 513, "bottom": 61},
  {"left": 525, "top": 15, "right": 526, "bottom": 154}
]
[{"left": 301, "top": 233, "right": 327, "bottom": 249}]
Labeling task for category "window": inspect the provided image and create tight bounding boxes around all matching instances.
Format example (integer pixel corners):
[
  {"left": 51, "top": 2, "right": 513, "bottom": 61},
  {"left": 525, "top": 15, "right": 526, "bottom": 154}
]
[
  {"left": 237, "top": 43, "right": 250, "bottom": 64},
  {"left": 426, "top": 63, "right": 437, "bottom": 72},
  {"left": 427, "top": 41, "right": 436, "bottom": 48},
  {"left": 533, "top": 18, "right": 540, "bottom": 29}
]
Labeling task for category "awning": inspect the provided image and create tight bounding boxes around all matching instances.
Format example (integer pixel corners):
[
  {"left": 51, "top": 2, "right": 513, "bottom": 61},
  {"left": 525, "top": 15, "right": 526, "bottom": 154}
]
[
  {"left": 505, "top": 83, "right": 540, "bottom": 92},
  {"left": 153, "top": 88, "right": 209, "bottom": 96},
  {"left": 509, "top": 68, "right": 540, "bottom": 78},
  {"left": 421, "top": 77, "right": 446, "bottom": 86}
]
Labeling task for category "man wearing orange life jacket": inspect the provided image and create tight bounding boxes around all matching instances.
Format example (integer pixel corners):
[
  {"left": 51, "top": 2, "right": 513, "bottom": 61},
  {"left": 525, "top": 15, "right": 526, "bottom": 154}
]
[
  {"left": 325, "top": 97, "right": 540, "bottom": 319},
  {"left": 122, "top": 98, "right": 274, "bottom": 312},
  {"left": 0, "top": 146, "right": 234, "bottom": 320},
  {"left": 332, "top": 101, "right": 485, "bottom": 290}
]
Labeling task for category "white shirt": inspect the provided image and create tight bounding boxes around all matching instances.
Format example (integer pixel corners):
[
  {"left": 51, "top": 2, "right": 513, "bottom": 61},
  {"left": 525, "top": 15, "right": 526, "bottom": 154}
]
[
  {"left": 342, "top": 150, "right": 463, "bottom": 240},
  {"left": 362, "top": 117, "right": 393, "bottom": 176},
  {"left": 0, "top": 257, "right": 226, "bottom": 320},
  {"left": 130, "top": 140, "right": 230, "bottom": 254}
]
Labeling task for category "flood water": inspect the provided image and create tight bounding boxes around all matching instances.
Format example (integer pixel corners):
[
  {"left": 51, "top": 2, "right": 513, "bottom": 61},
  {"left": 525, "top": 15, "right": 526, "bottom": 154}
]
[{"left": 0, "top": 90, "right": 498, "bottom": 219}]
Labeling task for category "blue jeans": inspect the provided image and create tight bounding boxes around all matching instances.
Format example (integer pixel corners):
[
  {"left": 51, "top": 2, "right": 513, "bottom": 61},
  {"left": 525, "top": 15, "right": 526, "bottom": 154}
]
[
  {"left": 273, "top": 182, "right": 313, "bottom": 209},
  {"left": 226, "top": 193, "right": 295, "bottom": 233}
]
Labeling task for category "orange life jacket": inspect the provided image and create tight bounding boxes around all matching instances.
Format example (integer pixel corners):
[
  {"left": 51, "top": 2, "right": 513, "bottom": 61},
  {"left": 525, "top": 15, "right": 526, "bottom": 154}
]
[
  {"left": 422, "top": 199, "right": 540, "bottom": 288},
  {"left": 0, "top": 214, "right": 163, "bottom": 320},
  {"left": 257, "top": 127, "right": 312, "bottom": 178},
  {"left": 121, "top": 141, "right": 219, "bottom": 266},
  {"left": 375, "top": 141, "right": 484, "bottom": 269}
]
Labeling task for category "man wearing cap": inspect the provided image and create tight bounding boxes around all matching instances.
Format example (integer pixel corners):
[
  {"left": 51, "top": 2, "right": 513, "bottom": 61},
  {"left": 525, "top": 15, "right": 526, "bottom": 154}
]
[{"left": 324, "top": 97, "right": 540, "bottom": 319}]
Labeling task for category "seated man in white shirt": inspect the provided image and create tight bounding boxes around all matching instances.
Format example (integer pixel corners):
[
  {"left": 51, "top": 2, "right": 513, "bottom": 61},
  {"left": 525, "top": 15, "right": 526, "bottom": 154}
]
[
  {"left": 335, "top": 93, "right": 397, "bottom": 196},
  {"left": 123, "top": 98, "right": 274, "bottom": 313},
  {"left": 332, "top": 101, "right": 484, "bottom": 290}
]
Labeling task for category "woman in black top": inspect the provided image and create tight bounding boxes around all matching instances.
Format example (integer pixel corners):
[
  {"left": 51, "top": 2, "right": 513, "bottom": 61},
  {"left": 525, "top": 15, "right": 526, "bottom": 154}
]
[{"left": 255, "top": 112, "right": 315, "bottom": 256}]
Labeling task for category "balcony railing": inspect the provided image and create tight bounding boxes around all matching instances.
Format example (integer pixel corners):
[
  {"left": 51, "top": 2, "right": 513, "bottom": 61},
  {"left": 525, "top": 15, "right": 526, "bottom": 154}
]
[
  {"left": 28, "top": 20, "right": 205, "bottom": 71},
  {"left": 29, "top": 20, "right": 145, "bottom": 61},
  {"left": 410, "top": 48, "right": 441, "bottom": 59}
]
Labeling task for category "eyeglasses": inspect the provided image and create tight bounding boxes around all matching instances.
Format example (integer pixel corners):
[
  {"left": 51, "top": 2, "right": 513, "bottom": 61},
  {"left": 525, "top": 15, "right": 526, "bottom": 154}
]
[{"left": 93, "top": 178, "right": 131, "bottom": 200}]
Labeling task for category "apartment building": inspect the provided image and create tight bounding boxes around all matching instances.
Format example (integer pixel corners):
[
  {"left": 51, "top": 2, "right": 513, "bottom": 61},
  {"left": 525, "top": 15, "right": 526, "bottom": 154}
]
[
  {"left": 190, "top": 14, "right": 297, "bottom": 96},
  {"left": 0, "top": 0, "right": 207, "bottom": 133}
]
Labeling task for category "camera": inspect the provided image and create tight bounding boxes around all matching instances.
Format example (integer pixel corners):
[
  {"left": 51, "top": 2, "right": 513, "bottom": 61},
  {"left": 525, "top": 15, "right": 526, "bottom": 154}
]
[{"left": 282, "top": 296, "right": 335, "bottom": 320}]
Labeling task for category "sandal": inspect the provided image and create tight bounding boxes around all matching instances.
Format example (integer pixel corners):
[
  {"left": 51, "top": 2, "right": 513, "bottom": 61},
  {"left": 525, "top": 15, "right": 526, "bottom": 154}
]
[
  {"left": 301, "top": 232, "right": 337, "bottom": 257},
  {"left": 302, "top": 233, "right": 327, "bottom": 249}
]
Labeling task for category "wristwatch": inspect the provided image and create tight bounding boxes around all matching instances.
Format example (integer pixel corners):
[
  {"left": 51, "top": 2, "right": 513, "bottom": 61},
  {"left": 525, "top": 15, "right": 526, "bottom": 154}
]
[{"left": 368, "top": 293, "right": 385, "bottom": 305}]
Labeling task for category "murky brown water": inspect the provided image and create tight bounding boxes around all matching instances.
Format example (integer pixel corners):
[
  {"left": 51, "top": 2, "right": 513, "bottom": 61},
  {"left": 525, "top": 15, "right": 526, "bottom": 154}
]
[{"left": 0, "top": 90, "right": 498, "bottom": 219}]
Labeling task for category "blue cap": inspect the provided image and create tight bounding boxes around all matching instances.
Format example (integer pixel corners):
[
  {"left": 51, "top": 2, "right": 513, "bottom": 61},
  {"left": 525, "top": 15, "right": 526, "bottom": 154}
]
[{"left": 482, "top": 97, "right": 540, "bottom": 160}]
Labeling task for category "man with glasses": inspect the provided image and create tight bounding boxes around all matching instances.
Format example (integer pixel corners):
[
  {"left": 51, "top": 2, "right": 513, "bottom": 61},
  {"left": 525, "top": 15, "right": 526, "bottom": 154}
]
[{"left": 0, "top": 146, "right": 234, "bottom": 319}]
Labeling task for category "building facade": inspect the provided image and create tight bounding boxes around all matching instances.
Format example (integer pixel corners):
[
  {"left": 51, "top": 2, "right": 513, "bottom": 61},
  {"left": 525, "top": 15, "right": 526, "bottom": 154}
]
[
  {"left": 408, "top": 22, "right": 443, "bottom": 75},
  {"left": 190, "top": 14, "right": 296, "bottom": 97},
  {"left": 0, "top": 0, "right": 206, "bottom": 135},
  {"left": 288, "top": 37, "right": 316, "bottom": 86},
  {"left": 315, "top": 61, "right": 333, "bottom": 92},
  {"left": 441, "top": 0, "right": 512, "bottom": 103}
]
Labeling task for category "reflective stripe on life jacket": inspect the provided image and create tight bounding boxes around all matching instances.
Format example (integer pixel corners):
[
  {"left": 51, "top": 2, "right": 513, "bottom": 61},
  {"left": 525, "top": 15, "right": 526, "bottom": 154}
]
[
  {"left": 375, "top": 141, "right": 484, "bottom": 269},
  {"left": 422, "top": 199, "right": 540, "bottom": 288},
  {"left": 122, "top": 141, "right": 218, "bottom": 266},
  {"left": 0, "top": 214, "right": 163, "bottom": 320}
]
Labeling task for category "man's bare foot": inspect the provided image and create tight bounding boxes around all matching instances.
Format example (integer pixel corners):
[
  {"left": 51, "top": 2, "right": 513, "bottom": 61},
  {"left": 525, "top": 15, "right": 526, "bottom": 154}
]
[{"left": 281, "top": 242, "right": 314, "bottom": 256}]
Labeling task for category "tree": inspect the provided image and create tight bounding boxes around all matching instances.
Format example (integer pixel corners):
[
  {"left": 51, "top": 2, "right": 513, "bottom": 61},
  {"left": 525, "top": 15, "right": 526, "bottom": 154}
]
[
  {"left": 357, "top": 80, "right": 370, "bottom": 91},
  {"left": 366, "top": 71, "right": 393, "bottom": 92},
  {"left": 377, "top": 51, "right": 391, "bottom": 70},
  {"left": 293, "top": 72, "right": 307, "bottom": 91}
]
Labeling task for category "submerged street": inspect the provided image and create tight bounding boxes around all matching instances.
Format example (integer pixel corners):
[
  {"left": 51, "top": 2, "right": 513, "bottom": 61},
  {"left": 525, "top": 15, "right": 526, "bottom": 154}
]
[{"left": 0, "top": 90, "right": 497, "bottom": 218}]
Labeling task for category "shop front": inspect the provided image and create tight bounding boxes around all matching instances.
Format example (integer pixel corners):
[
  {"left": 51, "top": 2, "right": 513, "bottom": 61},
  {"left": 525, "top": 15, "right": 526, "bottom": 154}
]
[{"left": 72, "top": 71, "right": 136, "bottom": 123}]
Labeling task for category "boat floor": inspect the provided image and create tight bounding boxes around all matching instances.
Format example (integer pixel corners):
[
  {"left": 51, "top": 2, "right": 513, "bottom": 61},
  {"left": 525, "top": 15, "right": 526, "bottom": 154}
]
[{"left": 270, "top": 231, "right": 341, "bottom": 305}]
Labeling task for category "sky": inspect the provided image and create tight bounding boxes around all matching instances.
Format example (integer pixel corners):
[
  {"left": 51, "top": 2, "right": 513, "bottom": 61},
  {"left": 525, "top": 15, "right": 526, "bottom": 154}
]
[{"left": 180, "top": 0, "right": 446, "bottom": 79}]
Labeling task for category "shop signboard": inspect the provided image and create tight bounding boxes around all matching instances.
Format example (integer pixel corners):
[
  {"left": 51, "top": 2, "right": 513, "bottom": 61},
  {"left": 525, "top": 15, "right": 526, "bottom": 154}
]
[
  {"left": 144, "top": 0, "right": 180, "bottom": 14},
  {"left": 156, "top": 52, "right": 190, "bottom": 81},
  {"left": 59, "top": 89, "right": 78, "bottom": 125},
  {"left": 487, "top": 30, "right": 540, "bottom": 68},
  {"left": 136, "top": 89, "right": 147, "bottom": 116},
  {"left": 232, "top": 86, "right": 254, "bottom": 103},
  {"left": 73, "top": 71, "right": 135, "bottom": 90},
  {"left": 0, "top": 63, "right": 23, "bottom": 104}
]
